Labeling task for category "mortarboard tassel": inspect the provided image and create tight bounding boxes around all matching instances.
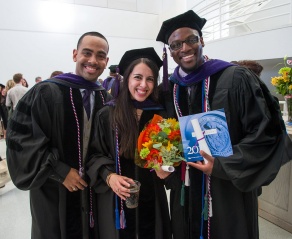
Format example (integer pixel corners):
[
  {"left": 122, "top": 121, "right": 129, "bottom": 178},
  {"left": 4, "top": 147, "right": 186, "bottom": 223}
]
[
  {"left": 120, "top": 209, "right": 126, "bottom": 229},
  {"left": 180, "top": 182, "right": 185, "bottom": 206},
  {"left": 202, "top": 194, "right": 208, "bottom": 221},
  {"left": 162, "top": 45, "right": 169, "bottom": 91},
  {"left": 115, "top": 195, "right": 121, "bottom": 229},
  {"left": 89, "top": 211, "right": 94, "bottom": 228}
]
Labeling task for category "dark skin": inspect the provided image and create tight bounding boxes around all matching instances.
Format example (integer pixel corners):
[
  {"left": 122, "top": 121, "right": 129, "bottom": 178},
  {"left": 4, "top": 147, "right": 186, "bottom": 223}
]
[
  {"left": 168, "top": 27, "right": 215, "bottom": 174},
  {"left": 187, "top": 150, "right": 214, "bottom": 175},
  {"left": 168, "top": 27, "right": 205, "bottom": 74},
  {"left": 63, "top": 168, "right": 88, "bottom": 192}
]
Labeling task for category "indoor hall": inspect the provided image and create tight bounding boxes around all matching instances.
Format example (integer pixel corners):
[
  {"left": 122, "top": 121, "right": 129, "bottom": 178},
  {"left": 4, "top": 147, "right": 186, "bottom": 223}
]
[{"left": 1, "top": 0, "right": 292, "bottom": 238}]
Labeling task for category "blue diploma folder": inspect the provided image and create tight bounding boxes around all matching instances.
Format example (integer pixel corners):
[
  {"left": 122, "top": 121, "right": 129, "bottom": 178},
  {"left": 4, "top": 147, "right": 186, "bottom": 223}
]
[{"left": 178, "top": 109, "right": 233, "bottom": 162}]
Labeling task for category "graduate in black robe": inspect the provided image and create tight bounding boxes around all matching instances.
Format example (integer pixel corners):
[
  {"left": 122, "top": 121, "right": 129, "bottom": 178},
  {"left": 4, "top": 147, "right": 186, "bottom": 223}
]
[
  {"left": 102, "top": 64, "right": 118, "bottom": 95},
  {"left": 87, "top": 48, "right": 172, "bottom": 239},
  {"left": 156, "top": 10, "right": 292, "bottom": 239},
  {"left": 0, "top": 84, "right": 8, "bottom": 136},
  {"left": 6, "top": 32, "right": 112, "bottom": 239}
]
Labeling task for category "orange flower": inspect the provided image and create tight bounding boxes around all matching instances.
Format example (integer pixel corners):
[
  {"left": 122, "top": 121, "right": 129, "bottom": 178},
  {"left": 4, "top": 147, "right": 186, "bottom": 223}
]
[
  {"left": 168, "top": 130, "right": 181, "bottom": 141},
  {"left": 146, "top": 149, "right": 162, "bottom": 164},
  {"left": 150, "top": 114, "right": 163, "bottom": 125},
  {"left": 143, "top": 124, "right": 161, "bottom": 142}
]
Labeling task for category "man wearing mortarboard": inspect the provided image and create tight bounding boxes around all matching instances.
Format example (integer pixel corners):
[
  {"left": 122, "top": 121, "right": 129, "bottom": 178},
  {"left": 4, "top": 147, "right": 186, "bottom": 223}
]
[{"left": 156, "top": 10, "right": 292, "bottom": 239}]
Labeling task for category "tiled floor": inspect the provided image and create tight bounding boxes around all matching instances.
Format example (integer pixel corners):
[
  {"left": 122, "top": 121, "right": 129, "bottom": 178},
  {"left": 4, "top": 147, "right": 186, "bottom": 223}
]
[{"left": 1, "top": 139, "right": 292, "bottom": 238}]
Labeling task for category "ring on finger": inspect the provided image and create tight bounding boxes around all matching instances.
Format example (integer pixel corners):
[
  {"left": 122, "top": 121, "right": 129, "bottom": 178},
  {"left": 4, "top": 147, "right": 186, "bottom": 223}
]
[{"left": 73, "top": 187, "right": 77, "bottom": 191}]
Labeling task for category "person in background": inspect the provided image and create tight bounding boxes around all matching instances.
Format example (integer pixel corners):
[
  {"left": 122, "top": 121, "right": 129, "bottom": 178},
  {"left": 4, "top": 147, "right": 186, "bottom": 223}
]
[
  {"left": 4, "top": 79, "right": 15, "bottom": 120},
  {"left": 6, "top": 31, "right": 112, "bottom": 239},
  {"left": 102, "top": 64, "right": 118, "bottom": 93},
  {"left": 6, "top": 73, "right": 28, "bottom": 112},
  {"left": 0, "top": 83, "right": 8, "bottom": 139},
  {"left": 231, "top": 60, "right": 263, "bottom": 77},
  {"left": 156, "top": 10, "right": 292, "bottom": 239},
  {"left": 87, "top": 47, "right": 172, "bottom": 239},
  {"left": 50, "top": 70, "right": 64, "bottom": 78},
  {"left": 21, "top": 78, "right": 29, "bottom": 88},
  {"left": 5, "top": 79, "right": 15, "bottom": 92},
  {"left": 98, "top": 78, "right": 104, "bottom": 84},
  {"left": 35, "top": 76, "right": 42, "bottom": 83}
]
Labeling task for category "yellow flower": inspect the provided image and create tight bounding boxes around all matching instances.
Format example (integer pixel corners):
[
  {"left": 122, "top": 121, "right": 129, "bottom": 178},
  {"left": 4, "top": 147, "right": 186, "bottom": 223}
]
[
  {"left": 166, "top": 118, "right": 177, "bottom": 127},
  {"left": 271, "top": 56, "right": 292, "bottom": 96},
  {"left": 271, "top": 77, "right": 278, "bottom": 86},
  {"left": 142, "top": 140, "right": 153, "bottom": 149},
  {"left": 166, "top": 141, "right": 173, "bottom": 151}
]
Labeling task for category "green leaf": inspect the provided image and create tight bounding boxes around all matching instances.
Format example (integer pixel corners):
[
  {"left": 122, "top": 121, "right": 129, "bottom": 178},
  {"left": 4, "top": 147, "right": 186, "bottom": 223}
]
[
  {"left": 153, "top": 143, "right": 162, "bottom": 149},
  {"left": 158, "top": 131, "right": 167, "bottom": 138}
]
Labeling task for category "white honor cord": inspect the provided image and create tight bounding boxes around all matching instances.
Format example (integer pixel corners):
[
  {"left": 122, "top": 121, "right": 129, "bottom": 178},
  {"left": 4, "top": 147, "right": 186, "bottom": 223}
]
[
  {"left": 185, "top": 164, "right": 190, "bottom": 186},
  {"left": 209, "top": 195, "right": 213, "bottom": 217}
]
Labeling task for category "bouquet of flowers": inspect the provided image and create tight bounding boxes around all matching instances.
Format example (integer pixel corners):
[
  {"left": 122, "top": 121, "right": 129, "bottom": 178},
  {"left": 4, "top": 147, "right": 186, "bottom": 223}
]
[
  {"left": 135, "top": 114, "right": 185, "bottom": 171},
  {"left": 271, "top": 56, "right": 292, "bottom": 96}
]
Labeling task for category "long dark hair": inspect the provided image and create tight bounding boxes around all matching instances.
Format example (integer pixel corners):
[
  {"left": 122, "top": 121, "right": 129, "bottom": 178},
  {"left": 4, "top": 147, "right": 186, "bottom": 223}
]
[{"left": 113, "top": 58, "right": 160, "bottom": 159}]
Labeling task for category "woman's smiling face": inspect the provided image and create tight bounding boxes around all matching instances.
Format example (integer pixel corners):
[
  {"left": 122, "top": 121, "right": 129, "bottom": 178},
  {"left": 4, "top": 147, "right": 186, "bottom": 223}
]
[{"left": 128, "top": 62, "right": 155, "bottom": 102}]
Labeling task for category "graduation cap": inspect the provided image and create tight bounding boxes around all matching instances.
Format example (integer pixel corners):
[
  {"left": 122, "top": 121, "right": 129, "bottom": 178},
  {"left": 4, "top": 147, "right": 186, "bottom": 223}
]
[
  {"left": 118, "top": 47, "right": 162, "bottom": 76},
  {"left": 156, "top": 10, "right": 207, "bottom": 91},
  {"left": 156, "top": 10, "right": 207, "bottom": 45},
  {"left": 109, "top": 65, "right": 118, "bottom": 73},
  {"left": 0, "top": 83, "right": 5, "bottom": 88}
]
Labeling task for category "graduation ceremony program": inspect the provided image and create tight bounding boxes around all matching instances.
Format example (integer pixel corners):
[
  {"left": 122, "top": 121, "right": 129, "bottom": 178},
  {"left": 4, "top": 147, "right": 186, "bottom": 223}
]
[{"left": 179, "top": 109, "right": 233, "bottom": 162}]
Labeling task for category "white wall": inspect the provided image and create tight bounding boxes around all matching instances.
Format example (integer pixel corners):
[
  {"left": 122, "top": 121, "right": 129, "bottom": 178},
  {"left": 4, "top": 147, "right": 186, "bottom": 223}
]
[
  {"left": 204, "top": 25, "right": 292, "bottom": 61},
  {"left": 0, "top": 0, "right": 164, "bottom": 87},
  {"left": 186, "top": 0, "right": 292, "bottom": 61}
]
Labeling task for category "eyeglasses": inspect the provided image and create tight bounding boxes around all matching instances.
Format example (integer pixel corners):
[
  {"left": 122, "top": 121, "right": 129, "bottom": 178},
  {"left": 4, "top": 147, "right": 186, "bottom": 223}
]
[{"left": 169, "top": 35, "right": 200, "bottom": 51}]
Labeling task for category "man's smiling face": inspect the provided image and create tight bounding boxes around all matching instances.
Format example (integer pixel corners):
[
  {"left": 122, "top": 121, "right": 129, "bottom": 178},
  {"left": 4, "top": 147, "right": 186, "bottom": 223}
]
[
  {"left": 168, "top": 27, "right": 205, "bottom": 74},
  {"left": 73, "top": 35, "right": 109, "bottom": 83}
]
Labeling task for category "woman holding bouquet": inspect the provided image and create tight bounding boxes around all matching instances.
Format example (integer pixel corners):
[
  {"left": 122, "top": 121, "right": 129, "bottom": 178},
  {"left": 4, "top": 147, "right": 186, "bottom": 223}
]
[{"left": 87, "top": 47, "right": 172, "bottom": 239}]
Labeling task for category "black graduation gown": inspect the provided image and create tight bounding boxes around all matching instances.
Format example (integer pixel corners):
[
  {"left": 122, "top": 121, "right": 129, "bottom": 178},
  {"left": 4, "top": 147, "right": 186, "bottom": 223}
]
[
  {"left": 87, "top": 106, "right": 172, "bottom": 239},
  {"left": 0, "top": 97, "right": 8, "bottom": 129},
  {"left": 6, "top": 81, "right": 111, "bottom": 239},
  {"left": 159, "top": 66, "right": 292, "bottom": 239}
]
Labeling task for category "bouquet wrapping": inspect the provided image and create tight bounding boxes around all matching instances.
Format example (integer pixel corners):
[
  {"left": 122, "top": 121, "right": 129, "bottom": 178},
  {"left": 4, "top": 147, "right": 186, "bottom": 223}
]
[{"left": 135, "top": 114, "right": 185, "bottom": 171}]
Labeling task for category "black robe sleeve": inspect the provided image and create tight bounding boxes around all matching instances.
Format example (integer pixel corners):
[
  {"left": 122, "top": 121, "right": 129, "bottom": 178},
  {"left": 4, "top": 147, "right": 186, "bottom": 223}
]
[
  {"left": 6, "top": 83, "right": 71, "bottom": 190},
  {"left": 87, "top": 106, "right": 115, "bottom": 193},
  {"left": 212, "top": 67, "right": 292, "bottom": 192}
]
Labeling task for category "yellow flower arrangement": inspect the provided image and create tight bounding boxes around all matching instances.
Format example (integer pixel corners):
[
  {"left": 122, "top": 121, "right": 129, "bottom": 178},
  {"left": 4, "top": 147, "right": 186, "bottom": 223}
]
[{"left": 271, "top": 56, "right": 292, "bottom": 96}]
